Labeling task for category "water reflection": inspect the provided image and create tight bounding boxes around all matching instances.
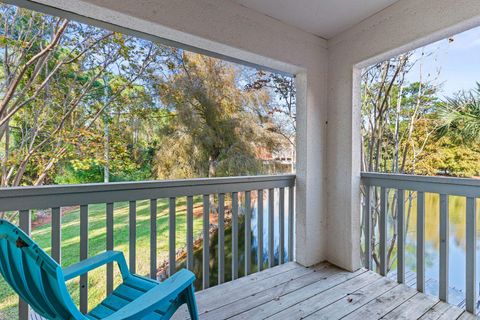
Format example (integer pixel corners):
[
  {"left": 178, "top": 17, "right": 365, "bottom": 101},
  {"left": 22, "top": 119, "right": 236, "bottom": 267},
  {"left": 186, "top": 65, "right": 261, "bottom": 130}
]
[
  {"left": 176, "top": 190, "right": 290, "bottom": 290},
  {"left": 382, "top": 193, "right": 480, "bottom": 304}
]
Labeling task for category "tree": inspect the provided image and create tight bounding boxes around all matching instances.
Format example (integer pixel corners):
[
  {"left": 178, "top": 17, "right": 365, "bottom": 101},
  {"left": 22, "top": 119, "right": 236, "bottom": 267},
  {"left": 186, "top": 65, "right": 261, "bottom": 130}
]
[
  {"left": 0, "top": 3, "right": 170, "bottom": 189},
  {"left": 154, "top": 52, "right": 281, "bottom": 179},
  {"left": 0, "top": 3, "right": 178, "bottom": 222},
  {"left": 436, "top": 84, "right": 480, "bottom": 145},
  {"left": 361, "top": 51, "right": 441, "bottom": 272},
  {"left": 245, "top": 71, "right": 296, "bottom": 172},
  {"left": 361, "top": 52, "right": 440, "bottom": 174}
]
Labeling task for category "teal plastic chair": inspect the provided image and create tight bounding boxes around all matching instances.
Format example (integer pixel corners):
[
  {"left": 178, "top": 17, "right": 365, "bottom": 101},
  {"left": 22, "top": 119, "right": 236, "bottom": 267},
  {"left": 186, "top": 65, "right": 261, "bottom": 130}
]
[{"left": 0, "top": 219, "right": 199, "bottom": 320}]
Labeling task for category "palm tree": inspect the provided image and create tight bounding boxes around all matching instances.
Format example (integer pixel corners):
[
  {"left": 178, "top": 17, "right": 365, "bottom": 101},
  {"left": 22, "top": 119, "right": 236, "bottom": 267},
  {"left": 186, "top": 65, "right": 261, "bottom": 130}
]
[{"left": 437, "top": 83, "right": 480, "bottom": 144}]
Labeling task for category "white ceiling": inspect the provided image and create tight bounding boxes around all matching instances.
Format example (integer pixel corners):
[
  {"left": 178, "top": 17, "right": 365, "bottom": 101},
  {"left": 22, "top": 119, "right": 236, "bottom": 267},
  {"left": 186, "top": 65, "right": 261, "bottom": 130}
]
[{"left": 231, "top": 0, "right": 399, "bottom": 39}]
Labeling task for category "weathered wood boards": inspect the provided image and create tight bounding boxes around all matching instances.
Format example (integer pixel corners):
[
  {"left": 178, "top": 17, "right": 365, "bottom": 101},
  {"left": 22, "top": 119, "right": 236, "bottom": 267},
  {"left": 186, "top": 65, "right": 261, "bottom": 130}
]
[{"left": 172, "top": 262, "right": 474, "bottom": 320}]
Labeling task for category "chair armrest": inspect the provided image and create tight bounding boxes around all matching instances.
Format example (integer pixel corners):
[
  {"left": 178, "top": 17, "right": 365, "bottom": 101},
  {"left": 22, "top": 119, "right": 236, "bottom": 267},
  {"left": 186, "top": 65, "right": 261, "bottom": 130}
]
[
  {"left": 63, "top": 251, "right": 129, "bottom": 281},
  {"left": 103, "top": 269, "right": 195, "bottom": 320}
]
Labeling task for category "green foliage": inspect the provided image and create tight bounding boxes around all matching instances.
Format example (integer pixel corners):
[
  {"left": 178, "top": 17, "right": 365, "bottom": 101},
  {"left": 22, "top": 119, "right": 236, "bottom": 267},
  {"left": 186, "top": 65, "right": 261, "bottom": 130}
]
[
  {"left": 54, "top": 161, "right": 104, "bottom": 184},
  {"left": 361, "top": 53, "right": 480, "bottom": 178},
  {"left": 1, "top": 3, "right": 290, "bottom": 187},
  {"left": 403, "top": 120, "right": 480, "bottom": 177},
  {"left": 436, "top": 83, "right": 480, "bottom": 145},
  {"left": 0, "top": 2, "right": 175, "bottom": 187},
  {"left": 155, "top": 53, "right": 282, "bottom": 178}
]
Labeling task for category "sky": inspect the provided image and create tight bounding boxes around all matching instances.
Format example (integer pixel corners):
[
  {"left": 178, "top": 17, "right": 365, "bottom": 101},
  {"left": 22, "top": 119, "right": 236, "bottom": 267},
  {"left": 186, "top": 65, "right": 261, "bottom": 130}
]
[{"left": 407, "top": 25, "right": 480, "bottom": 98}]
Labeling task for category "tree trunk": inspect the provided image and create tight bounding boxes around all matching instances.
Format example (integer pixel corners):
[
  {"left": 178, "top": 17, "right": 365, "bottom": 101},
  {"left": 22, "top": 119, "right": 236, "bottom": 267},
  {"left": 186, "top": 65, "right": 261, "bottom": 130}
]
[
  {"left": 208, "top": 155, "right": 218, "bottom": 215},
  {"left": 103, "top": 77, "right": 110, "bottom": 183},
  {"left": 1, "top": 120, "right": 9, "bottom": 187}
]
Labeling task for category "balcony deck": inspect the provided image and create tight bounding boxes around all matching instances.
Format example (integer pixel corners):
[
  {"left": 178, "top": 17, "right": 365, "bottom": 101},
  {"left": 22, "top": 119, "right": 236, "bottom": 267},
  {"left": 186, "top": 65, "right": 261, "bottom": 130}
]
[{"left": 172, "top": 262, "right": 477, "bottom": 320}]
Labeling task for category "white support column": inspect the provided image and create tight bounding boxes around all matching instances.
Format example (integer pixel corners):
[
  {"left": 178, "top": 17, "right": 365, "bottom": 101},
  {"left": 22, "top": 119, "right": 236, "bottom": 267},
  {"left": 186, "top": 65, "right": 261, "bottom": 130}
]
[
  {"left": 327, "top": 0, "right": 480, "bottom": 271},
  {"left": 325, "top": 61, "right": 362, "bottom": 271},
  {"left": 295, "top": 71, "right": 327, "bottom": 266}
]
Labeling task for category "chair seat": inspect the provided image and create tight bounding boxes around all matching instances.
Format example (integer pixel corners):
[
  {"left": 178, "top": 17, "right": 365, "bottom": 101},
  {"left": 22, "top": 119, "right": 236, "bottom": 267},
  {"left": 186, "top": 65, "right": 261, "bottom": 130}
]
[{"left": 86, "top": 275, "right": 180, "bottom": 320}]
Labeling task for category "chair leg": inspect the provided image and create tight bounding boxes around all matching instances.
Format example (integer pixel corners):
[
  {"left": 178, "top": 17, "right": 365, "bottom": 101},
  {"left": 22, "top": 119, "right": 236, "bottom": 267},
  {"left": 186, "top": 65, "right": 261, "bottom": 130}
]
[{"left": 185, "top": 284, "right": 199, "bottom": 320}]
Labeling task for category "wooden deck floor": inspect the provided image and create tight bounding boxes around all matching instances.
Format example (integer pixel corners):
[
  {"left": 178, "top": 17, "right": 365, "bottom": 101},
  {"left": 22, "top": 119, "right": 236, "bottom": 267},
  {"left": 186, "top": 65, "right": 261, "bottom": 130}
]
[{"left": 172, "top": 262, "right": 479, "bottom": 320}]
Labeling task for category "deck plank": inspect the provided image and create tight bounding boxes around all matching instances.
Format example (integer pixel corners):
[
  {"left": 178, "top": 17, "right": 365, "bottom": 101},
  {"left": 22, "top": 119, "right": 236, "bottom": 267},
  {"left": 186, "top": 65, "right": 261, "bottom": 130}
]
[
  {"left": 419, "top": 302, "right": 465, "bottom": 320},
  {"left": 341, "top": 282, "right": 418, "bottom": 320},
  {"left": 228, "top": 269, "right": 367, "bottom": 319},
  {"left": 458, "top": 311, "right": 480, "bottom": 320},
  {"left": 169, "top": 262, "right": 478, "bottom": 320},
  {"left": 303, "top": 276, "right": 399, "bottom": 319},
  {"left": 198, "top": 261, "right": 298, "bottom": 296},
  {"left": 436, "top": 307, "right": 467, "bottom": 320},
  {"left": 194, "top": 263, "right": 344, "bottom": 320},
  {"left": 382, "top": 292, "right": 439, "bottom": 320},
  {"left": 172, "top": 262, "right": 320, "bottom": 319},
  {"left": 195, "top": 262, "right": 311, "bottom": 310},
  {"left": 263, "top": 271, "right": 380, "bottom": 319}
]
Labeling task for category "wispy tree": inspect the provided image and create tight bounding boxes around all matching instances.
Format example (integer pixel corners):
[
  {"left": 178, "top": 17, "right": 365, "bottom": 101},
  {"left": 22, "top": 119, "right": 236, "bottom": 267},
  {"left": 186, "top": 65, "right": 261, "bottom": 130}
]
[{"left": 154, "top": 52, "right": 281, "bottom": 179}]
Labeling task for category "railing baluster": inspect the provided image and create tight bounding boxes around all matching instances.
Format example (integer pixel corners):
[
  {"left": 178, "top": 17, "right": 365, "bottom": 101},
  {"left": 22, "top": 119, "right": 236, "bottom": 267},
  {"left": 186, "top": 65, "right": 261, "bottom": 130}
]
[
  {"left": 279, "top": 188, "right": 285, "bottom": 264},
  {"left": 268, "top": 188, "right": 275, "bottom": 268},
  {"left": 466, "top": 197, "right": 477, "bottom": 314},
  {"left": 397, "top": 190, "right": 405, "bottom": 284},
  {"left": 187, "top": 196, "right": 194, "bottom": 271},
  {"left": 232, "top": 192, "right": 239, "bottom": 280},
  {"left": 106, "top": 202, "right": 114, "bottom": 295},
  {"left": 258, "top": 190, "right": 264, "bottom": 270},
  {"left": 360, "top": 173, "right": 480, "bottom": 314},
  {"left": 129, "top": 201, "right": 136, "bottom": 274},
  {"left": 19, "top": 209, "right": 31, "bottom": 235},
  {"left": 379, "top": 187, "right": 387, "bottom": 276},
  {"left": 51, "top": 207, "right": 61, "bottom": 263},
  {"left": 19, "top": 210, "right": 30, "bottom": 320},
  {"left": 80, "top": 205, "right": 88, "bottom": 314},
  {"left": 218, "top": 193, "right": 225, "bottom": 284},
  {"left": 150, "top": 199, "right": 157, "bottom": 280},
  {"left": 0, "top": 174, "right": 297, "bottom": 317},
  {"left": 203, "top": 195, "right": 210, "bottom": 289},
  {"left": 288, "top": 186, "right": 294, "bottom": 262},
  {"left": 245, "top": 191, "right": 252, "bottom": 275},
  {"left": 169, "top": 197, "right": 176, "bottom": 277},
  {"left": 417, "top": 191, "right": 425, "bottom": 293},
  {"left": 364, "top": 185, "right": 372, "bottom": 270},
  {"left": 439, "top": 194, "right": 449, "bottom": 302}
]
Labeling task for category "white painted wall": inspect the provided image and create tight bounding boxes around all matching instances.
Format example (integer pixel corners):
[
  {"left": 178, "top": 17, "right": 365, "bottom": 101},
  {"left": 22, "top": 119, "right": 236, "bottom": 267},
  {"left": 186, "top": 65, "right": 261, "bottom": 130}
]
[
  {"left": 22, "top": 0, "right": 329, "bottom": 267},
  {"left": 327, "top": 0, "right": 480, "bottom": 271}
]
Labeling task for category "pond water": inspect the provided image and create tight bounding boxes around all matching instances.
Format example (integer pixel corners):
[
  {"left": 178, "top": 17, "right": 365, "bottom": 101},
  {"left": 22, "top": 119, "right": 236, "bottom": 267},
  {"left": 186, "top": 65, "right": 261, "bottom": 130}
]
[
  {"left": 378, "top": 192, "right": 480, "bottom": 305},
  {"left": 176, "top": 190, "right": 290, "bottom": 290},
  {"left": 175, "top": 189, "right": 480, "bottom": 305}
]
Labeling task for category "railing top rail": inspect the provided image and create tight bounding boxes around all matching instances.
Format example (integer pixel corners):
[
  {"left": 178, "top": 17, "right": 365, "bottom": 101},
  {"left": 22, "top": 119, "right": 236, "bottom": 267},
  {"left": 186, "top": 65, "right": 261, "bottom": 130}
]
[
  {"left": 361, "top": 172, "right": 480, "bottom": 197},
  {"left": 0, "top": 175, "right": 295, "bottom": 211}
]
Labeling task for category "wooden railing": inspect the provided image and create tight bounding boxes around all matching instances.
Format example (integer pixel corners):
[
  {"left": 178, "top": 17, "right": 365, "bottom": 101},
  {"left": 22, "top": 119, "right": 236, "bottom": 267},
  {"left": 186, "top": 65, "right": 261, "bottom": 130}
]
[
  {"left": 361, "top": 172, "right": 480, "bottom": 314},
  {"left": 0, "top": 174, "right": 296, "bottom": 319}
]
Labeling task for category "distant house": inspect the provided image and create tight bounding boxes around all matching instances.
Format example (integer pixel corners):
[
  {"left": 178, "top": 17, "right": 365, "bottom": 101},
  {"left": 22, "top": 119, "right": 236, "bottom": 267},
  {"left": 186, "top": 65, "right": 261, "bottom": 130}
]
[{"left": 256, "top": 144, "right": 295, "bottom": 172}]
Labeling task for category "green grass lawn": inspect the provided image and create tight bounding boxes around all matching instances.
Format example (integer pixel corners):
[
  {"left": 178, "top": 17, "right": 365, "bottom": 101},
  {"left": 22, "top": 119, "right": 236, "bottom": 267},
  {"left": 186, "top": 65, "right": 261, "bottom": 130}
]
[{"left": 0, "top": 198, "right": 204, "bottom": 319}]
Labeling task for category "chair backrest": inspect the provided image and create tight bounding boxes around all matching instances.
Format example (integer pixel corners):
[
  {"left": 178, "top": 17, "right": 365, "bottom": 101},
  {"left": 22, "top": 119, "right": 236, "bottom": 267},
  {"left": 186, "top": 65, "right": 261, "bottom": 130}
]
[{"left": 0, "top": 219, "right": 85, "bottom": 320}]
